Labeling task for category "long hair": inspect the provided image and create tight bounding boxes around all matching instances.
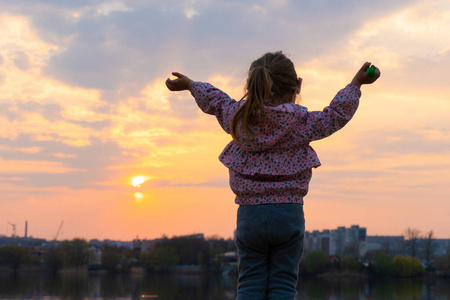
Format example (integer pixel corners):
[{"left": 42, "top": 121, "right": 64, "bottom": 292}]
[{"left": 231, "top": 51, "right": 299, "bottom": 141}]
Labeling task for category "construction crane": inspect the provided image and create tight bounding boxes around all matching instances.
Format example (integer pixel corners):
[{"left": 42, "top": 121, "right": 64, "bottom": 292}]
[
  {"left": 7, "top": 222, "right": 16, "bottom": 238},
  {"left": 53, "top": 221, "right": 64, "bottom": 247}
]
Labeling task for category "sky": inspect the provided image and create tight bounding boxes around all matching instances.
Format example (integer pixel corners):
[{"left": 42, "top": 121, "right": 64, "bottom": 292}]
[{"left": 0, "top": 0, "right": 449, "bottom": 241}]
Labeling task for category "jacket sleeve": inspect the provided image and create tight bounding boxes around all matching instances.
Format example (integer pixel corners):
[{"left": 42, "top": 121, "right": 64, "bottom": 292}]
[
  {"left": 305, "top": 84, "right": 361, "bottom": 141},
  {"left": 190, "top": 82, "right": 239, "bottom": 134}
]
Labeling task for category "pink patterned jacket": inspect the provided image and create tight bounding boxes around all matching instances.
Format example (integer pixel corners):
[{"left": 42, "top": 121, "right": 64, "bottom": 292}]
[{"left": 191, "top": 82, "right": 361, "bottom": 205}]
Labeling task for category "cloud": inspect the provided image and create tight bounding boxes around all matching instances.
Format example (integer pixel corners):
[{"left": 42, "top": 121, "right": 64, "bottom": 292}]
[
  {"left": 96, "top": 1, "right": 132, "bottom": 15},
  {"left": 3, "top": 0, "right": 423, "bottom": 98},
  {"left": 388, "top": 163, "right": 450, "bottom": 172},
  {"left": 0, "top": 158, "right": 82, "bottom": 175},
  {"left": 148, "top": 179, "right": 229, "bottom": 189},
  {"left": 12, "top": 51, "right": 31, "bottom": 70},
  {"left": 353, "top": 127, "right": 450, "bottom": 158},
  {"left": 0, "top": 134, "right": 132, "bottom": 189},
  {"left": 337, "top": 0, "right": 450, "bottom": 94},
  {"left": 16, "top": 101, "right": 63, "bottom": 122},
  {"left": 312, "top": 125, "right": 450, "bottom": 183},
  {"left": 40, "top": 4, "right": 182, "bottom": 95}
]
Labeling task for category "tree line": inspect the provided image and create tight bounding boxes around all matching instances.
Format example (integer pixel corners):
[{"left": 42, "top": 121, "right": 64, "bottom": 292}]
[
  {"left": 0, "top": 235, "right": 236, "bottom": 274},
  {"left": 301, "top": 227, "right": 450, "bottom": 277},
  {"left": 1, "top": 227, "right": 448, "bottom": 277},
  {"left": 301, "top": 248, "right": 450, "bottom": 278}
]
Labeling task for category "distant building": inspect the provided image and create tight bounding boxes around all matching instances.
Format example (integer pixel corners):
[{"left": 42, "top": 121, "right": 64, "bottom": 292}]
[
  {"left": 434, "top": 239, "right": 450, "bottom": 256},
  {"left": 101, "top": 239, "right": 134, "bottom": 249},
  {"left": 178, "top": 233, "right": 205, "bottom": 239},
  {"left": 365, "top": 235, "right": 405, "bottom": 257},
  {"left": 305, "top": 226, "right": 450, "bottom": 260},
  {"left": 132, "top": 238, "right": 166, "bottom": 252},
  {"left": 0, "top": 236, "right": 46, "bottom": 247},
  {"left": 305, "top": 225, "right": 367, "bottom": 257}
]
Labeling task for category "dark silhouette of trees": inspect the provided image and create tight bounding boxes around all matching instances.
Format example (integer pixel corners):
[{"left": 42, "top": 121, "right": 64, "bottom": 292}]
[
  {"left": 340, "top": 255, "right": 362, "bottom": 272},
  {"left": 304, "top": 250, "right": 329, "bottom": 275},
  {"left": 404, "top": 228, "right": 421, "bottom": 257},
  {"left": 156, "top": 236, "right": 211, "bottom": 266},
  {"left": 139, "top": 246, "right": 180, "bottom": 272},
  {"left": 372, "top": 251, "right": 393, "bottom": 276},
  {"left": 0, "top": 245, "right": 32, "bottom": 273},
  {"left": 206, "top": 235, "right": 235, "bottom": 252},
  {"left": 392, "top": 255, "right": 425, "bottom": 277},
  {"left": 209, "top": 245, "right": 225, "bottom": 268},
  {"left": 434, "top": 252, "right": 450, "bottom": 276},
  {"left": 101, "top": 244, "right": 134, "bottom": 272},
  {"left": 101, "top": 244, "right": 123, "bottom": 271},
  {"left": 152, "top": 246, "right": 180, "bottom": 272},
  {"left": 61, "top": 238, "right": 89, "bottom": 270},
  {"left": 422, "top": 230, "right": 435, "bottom": 268},
  {"left": 137, "top": 235, "right": 235, "bottom": 272},
  {"left": 42, "top": 248, "right": 64, "bottom": 274}
]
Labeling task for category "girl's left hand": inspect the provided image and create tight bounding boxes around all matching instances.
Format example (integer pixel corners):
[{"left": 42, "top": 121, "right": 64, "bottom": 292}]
[
  {"left": 351, "top": 62, "right": 381, "bottom": 88},
  {"left": 166, "top": 72, "right": 194, "bottom": 91}
]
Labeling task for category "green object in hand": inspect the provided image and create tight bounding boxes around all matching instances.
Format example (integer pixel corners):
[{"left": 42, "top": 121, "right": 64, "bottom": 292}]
[{"left": 366, "top": 65, "right": 376, "bottom": 78}]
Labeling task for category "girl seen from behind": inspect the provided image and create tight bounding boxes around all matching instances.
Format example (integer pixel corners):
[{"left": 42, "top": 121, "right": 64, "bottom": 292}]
[{"left": 166, "top": 51, "right": 380, "bottom": 300}]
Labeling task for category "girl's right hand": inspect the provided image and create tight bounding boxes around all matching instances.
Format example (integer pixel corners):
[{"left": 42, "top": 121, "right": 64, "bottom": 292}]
[
  {"left": 166, "top": 72, "right": 194, "bottom": 91},
  {"left": 351, "top": 62, "right": 381, "bottom": 88}
]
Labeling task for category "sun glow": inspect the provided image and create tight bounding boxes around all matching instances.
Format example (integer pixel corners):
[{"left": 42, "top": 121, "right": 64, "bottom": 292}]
[
  {"left": 131, "top": 176, "right": 148, "bottom": 187},
  {"left": 134, "top": 192, "right": 144, "bottom": 201}
]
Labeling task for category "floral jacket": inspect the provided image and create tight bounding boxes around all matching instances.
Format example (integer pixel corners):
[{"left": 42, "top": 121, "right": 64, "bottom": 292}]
[{"left": 191, "top": 82, "right": 361, "bottom": 205}]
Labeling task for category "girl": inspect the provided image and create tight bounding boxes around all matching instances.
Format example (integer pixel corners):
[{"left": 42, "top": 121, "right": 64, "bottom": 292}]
[{"left": 166, "top": 51, "right": 380, "bottom": 300}]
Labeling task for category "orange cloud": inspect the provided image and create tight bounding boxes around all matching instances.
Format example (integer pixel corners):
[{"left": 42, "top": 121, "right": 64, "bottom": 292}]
[{"left": 0, "top": 158, "right": 85, "bottom": 174}]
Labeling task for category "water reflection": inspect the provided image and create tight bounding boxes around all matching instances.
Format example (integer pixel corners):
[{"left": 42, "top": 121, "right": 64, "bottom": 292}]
[
  {"left": 0, "top": 272, "right": 238, "bottom": 300},
  {"left": 0, "top": 272, "right": 449, "bottom": 299},
  {"left": 297, "top": 276, "right": 450, "bottom": 300}
]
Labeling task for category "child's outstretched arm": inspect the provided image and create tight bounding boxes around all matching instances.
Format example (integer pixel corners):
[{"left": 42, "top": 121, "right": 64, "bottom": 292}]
[
  {"left": 165, "top": 72, "right": 239, "bottom": 134},
  {"left": 165, "top": 72, "right": 194, "bottom": 91},
  {"left": 303, "top": 62, "right": 381, "bottom": 141},
  {"left": 351, "top": 62, "right": 381, "bottom": 88}
]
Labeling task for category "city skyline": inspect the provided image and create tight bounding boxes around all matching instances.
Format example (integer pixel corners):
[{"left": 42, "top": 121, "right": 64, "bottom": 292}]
[
  {"left": 2, "top": 222, "right": 450, "bottom": 262},
  {"left": 1, "top": 1, "right": 450, "bottom": 241},
  {"left": 1, "top": 220, "right": 446, "bottom": 242}
]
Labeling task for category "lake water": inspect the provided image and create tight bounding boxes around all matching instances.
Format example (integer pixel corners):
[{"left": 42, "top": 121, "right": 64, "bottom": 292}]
[{"left": 0, "top": 272, "right": 449, "bottom": 299}]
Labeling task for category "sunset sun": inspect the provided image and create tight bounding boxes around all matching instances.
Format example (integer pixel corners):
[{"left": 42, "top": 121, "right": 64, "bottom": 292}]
[{"left": 131, "top": 176, "right": 148, "bottom": 187}]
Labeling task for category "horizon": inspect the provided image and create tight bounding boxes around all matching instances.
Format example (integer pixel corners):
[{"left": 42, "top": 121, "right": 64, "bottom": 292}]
[
  {"left": 2, "top": 221, "right": 447, "bottom": 241},
  {"left": 1, "top": 0, "right": 449, "bottom": 241}
]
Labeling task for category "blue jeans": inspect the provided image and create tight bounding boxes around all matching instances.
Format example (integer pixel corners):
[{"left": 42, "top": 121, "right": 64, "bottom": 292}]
[{"left": 235, "top": 203, "right": 305, "bottom": 300}]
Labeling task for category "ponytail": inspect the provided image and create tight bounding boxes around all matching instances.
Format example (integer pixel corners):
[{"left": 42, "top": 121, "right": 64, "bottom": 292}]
[
  {"left": 231, "top": 51, "right": 299, "bottom": 142},
  {"left": 231, "top": 66, "right": 272, "bottom": 140}
]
